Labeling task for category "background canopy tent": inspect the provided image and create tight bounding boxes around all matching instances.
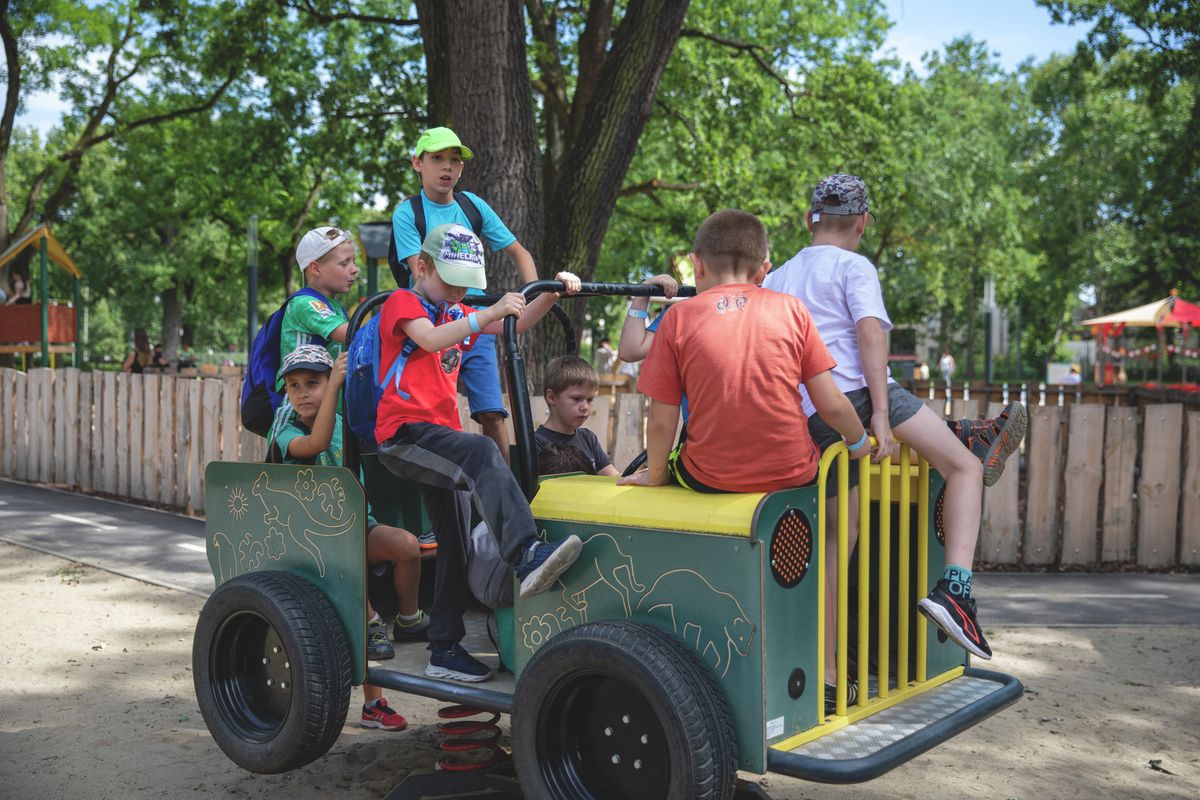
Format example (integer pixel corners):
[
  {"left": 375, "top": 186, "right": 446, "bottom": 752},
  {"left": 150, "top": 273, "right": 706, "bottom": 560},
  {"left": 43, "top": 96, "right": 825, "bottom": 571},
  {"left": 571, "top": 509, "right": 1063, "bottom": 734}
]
[
  {"left": 1083, "top": 292, "right": 1198, "bottom": 384},
  {"left": 0, "top": 225, "right": 84, "bottom": 365}
]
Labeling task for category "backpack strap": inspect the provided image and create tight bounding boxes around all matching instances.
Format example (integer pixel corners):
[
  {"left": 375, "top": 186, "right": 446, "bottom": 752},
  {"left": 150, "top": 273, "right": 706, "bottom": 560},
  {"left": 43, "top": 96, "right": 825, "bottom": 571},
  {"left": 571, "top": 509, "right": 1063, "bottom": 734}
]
[
  {"left": 376, "top": 290, "right": 467, "bottom": 404},
  {"left": 389, "top": 192, "right": 485, "bottom": 289},
  {"left": 454, "top": 192, "right": 484, "bottom": 236}
]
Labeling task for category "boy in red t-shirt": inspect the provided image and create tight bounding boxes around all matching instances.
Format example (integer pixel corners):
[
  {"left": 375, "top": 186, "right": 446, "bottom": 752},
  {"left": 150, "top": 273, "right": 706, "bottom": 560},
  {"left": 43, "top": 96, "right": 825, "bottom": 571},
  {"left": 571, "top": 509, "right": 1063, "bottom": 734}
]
[
  {"left": 374, "top": 222, "right": 583, "bottom": 683},
  {"left": 618, "top": 209, "right": 869, "bottom": 494}
]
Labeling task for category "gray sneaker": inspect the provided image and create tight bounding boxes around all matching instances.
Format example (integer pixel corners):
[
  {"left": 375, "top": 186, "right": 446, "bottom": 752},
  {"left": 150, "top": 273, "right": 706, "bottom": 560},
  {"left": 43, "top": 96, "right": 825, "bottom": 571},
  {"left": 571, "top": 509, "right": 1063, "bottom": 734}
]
[
  {"left": 392, "top": 610, "right": 430, "bottom": 642},
  {"left": 367, "top": 616, "right": 395, "bottom": 660}
]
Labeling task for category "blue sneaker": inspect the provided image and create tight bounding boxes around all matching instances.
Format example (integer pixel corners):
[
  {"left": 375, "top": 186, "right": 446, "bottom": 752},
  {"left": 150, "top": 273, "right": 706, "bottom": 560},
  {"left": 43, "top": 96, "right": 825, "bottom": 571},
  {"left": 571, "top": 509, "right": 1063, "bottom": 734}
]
[
  {"left": 367, "top": 617, "right": 395, "bottom": 661},
  {"left": 515, "top": 535, "right": 582, "bottom": 598},
  {"left": 426, "top": 642, "right": 494, "bottom": 683}
]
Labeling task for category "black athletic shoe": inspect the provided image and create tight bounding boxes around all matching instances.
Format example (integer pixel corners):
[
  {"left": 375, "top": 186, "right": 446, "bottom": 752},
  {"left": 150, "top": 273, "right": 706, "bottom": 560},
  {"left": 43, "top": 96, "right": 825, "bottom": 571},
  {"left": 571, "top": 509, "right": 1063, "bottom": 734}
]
[
  {"left": 426, "top": 642, "right": 494, "bottom": 683},
  {"left": 367, "top": 617, "right": 395, "bottom": 661},
  {"left": 392, "top": 610, "right": 430, "bottom": 642},
  {"left": 918, "top": 579, "right": 992, "bottom": 660},
  {"left": 950, "top": 402, "right": 1027, "bottom": 487},
  {"left": 515, "top": 535, "right": 582, "bottom": 598},
  {"left": 824, "top": 680, "right": 859, "bottom": 715}
]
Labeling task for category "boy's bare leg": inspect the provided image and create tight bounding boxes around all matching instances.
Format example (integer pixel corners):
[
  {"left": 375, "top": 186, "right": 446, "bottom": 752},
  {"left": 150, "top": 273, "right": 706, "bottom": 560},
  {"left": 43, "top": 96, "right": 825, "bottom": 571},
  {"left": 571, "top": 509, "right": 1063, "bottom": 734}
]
[
  {"left": 893, "top": 405, "right": 983, "bottom": 567},
  {"left": 367, "top": 524, "right": 421, "bottom": 616},
  {"left": 478, "top": 411, "right": 510, "bottom": 465}
]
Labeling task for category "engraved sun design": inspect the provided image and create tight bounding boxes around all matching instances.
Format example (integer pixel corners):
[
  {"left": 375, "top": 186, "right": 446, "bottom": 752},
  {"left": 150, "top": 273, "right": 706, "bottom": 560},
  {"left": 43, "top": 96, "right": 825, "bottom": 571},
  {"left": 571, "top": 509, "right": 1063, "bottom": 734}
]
[{"left": 227, "top": 487, "right": 249, "bottom": 519}]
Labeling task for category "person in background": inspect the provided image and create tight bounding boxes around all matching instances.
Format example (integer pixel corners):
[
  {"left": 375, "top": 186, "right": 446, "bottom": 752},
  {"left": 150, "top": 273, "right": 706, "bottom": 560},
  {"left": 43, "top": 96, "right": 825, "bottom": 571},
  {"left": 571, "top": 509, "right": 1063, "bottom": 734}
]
[{"left": 122, "top": 329, "right": 154, "bottom": 374}]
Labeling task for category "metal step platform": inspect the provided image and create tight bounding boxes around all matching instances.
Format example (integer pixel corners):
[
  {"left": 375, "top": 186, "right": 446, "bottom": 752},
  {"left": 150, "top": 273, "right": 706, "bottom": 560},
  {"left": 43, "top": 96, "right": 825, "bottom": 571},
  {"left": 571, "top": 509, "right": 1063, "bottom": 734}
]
[{"left": 768, "top": 668, "right": 1023, "bottom": 784}]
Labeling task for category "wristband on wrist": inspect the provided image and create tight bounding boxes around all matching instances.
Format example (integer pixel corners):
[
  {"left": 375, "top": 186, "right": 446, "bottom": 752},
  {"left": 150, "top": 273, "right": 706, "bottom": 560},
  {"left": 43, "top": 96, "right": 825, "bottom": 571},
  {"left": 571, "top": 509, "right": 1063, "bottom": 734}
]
[
  {"left": 627, "top": 308, "right": 648, "bottom": 319},
  {"left": 845, "top": 430, "right": 869, "bottom": 451},
  {"left": 467, "top": 312, "right": 481, "bottom": 333}
]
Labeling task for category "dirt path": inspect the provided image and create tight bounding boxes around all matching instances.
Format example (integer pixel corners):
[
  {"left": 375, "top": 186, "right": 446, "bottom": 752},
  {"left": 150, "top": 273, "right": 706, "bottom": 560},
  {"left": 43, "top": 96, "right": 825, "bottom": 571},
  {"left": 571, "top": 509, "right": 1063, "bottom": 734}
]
[{"left": 0, "top": 541, "right": 1196, "bottom": 799}]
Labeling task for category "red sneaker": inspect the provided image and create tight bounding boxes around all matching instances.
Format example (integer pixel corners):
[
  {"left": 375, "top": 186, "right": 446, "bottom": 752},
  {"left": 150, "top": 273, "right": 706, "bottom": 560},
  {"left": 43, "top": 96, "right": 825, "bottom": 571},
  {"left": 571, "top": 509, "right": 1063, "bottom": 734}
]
[{"left": 361, "top": 698, "right": 408, "bottom": 731}]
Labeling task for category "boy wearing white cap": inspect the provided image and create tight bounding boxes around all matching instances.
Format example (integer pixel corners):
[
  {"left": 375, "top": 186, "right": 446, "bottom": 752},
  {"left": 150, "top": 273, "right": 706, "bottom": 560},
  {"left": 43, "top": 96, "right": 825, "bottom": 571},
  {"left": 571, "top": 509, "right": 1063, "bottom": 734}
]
[
  {"left": 375, "top": 223, "right": 582, "bottom": 683},
  {"left": 277, "top": 226, "right": 360, "bottom": 385}
]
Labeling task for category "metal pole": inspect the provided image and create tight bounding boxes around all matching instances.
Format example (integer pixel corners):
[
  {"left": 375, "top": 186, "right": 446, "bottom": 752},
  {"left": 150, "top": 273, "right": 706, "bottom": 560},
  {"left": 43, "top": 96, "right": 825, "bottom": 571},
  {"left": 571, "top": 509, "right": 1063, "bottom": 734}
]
[
  {"left": 984, "top": 308, "right": 993, "bottom": 386},
  {"left": 247, "top": 215, "right": 259, "bottom": 351},
  {"left": 369, "top": 258, "right": 379, "bottom": 296},
  {"left": 39, "top": 235, "right": 49, "bottom": 365},
  {"left": 74, "top": 277, "right": 82, "bottom": 367}
]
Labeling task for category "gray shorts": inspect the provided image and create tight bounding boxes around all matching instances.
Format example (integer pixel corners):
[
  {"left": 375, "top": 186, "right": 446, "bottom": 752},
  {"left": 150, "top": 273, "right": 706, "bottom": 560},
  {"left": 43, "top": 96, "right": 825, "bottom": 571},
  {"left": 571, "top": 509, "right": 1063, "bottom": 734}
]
[{"left": 807, "top": 383, "right": 923, "bottom": 496}]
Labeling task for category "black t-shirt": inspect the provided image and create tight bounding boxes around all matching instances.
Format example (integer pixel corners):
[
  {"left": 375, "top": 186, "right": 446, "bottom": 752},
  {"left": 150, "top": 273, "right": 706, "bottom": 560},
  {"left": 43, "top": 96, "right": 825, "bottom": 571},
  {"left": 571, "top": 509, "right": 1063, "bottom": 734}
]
[{"left": 534, "top": 425, "right": 611, "bottom": 475}]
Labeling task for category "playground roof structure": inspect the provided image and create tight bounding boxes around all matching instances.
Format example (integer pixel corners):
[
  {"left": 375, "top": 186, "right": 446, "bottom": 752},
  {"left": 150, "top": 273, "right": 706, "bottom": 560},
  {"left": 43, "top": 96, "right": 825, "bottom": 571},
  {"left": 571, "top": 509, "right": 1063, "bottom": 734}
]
[
  {"left": 0, "top": 225, "right": 82, "bottom": 279},
  {"left": 1082, "top": 293, "right": 1199, "bottom": 333}
]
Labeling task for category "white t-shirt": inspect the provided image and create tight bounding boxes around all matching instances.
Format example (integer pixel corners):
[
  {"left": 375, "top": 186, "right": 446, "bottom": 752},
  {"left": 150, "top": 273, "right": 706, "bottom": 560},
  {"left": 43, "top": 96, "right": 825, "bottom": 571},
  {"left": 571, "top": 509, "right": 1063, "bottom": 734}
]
[{"left": 762, "top": 245, "right": 892, "bottom": 416}]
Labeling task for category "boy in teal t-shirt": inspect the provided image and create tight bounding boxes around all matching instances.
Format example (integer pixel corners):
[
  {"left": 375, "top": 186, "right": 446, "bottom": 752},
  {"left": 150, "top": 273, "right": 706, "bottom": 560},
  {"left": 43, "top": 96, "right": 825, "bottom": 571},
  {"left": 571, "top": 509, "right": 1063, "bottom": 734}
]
[{"left": 270, "top": 344, "right": 428, "bottom": 731}]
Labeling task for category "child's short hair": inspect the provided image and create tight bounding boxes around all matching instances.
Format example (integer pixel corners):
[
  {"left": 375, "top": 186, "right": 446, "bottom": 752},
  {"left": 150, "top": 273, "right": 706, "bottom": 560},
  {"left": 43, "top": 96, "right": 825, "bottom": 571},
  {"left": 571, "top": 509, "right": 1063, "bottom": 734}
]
[
  {"left": 809, "top": 213, "right": 862, "bottom": 235},
  {"left": 538, "top": 443, "right": 595, "bottom": 476},
  {"left": 692, "top": 209, "right": 769, "bottom": 276},
  {"left": 544, "top": 355, "right": 598, "bottom": 395}
]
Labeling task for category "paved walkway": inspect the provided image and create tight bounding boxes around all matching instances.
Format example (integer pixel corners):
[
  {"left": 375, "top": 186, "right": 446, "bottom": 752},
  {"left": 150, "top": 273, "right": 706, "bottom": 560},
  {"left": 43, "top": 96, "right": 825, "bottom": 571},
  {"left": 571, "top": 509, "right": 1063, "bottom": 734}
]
[{"left": 2, "top": 478, "right": 1197, "bottom": 625}]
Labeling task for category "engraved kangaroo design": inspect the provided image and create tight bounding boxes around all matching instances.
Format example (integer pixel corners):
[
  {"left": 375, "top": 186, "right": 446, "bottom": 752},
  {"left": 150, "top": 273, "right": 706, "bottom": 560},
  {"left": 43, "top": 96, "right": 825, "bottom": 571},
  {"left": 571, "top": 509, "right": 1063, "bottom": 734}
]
[
  {"left": 636, "top": 569, "right": 756, "bottom": 677},
  {"left": 251, "top": 471, "right": 357, "bottom": 577}
]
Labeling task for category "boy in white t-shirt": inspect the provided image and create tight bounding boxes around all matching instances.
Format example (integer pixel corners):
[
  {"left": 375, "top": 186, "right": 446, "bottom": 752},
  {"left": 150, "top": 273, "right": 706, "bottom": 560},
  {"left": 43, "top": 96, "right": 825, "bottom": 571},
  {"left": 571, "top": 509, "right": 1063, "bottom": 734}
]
[{"left": 764, "top": 174, "right": 1026, "bottom": 711}]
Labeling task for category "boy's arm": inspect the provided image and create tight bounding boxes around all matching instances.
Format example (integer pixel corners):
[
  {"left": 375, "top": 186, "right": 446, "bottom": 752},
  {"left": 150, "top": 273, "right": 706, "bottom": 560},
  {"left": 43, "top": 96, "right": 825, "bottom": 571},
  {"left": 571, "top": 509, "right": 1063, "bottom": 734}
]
[
  {"left": 597, "top": 464, "right": 620, "bottom": 477},
  {"left": 478, "top": 272, "right": 581, "bottom": 335},
  {"left": 328, "top": 323, "right": 349, "bottom": 343},
  {"left": 618, "top": 274, "right": 678, "bottom": 363},
  {"left": 284, "top": 354, "right": 347, "bottom": 459},
  {"left": 501, "top": 241, "right": 539, "bottom": 284},
  {"left": 616, "top": 399, "right": 679, "bottom": 486},
  {"left": 856, "top": 316, "right": 893, "bottom": 462},
  {"left": 805, "top": 370, "right": 870, "bottom": 460}
]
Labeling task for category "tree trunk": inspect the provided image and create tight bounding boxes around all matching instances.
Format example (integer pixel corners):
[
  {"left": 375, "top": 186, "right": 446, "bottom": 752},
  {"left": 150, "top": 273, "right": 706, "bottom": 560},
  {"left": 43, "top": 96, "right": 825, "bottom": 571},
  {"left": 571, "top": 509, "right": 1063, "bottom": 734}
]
[
  {"left": 416, "top": 0, "right": 453, "bottom": 127},
  {"left": 161, "top": 285, "right": 182, "bottom": 368}
]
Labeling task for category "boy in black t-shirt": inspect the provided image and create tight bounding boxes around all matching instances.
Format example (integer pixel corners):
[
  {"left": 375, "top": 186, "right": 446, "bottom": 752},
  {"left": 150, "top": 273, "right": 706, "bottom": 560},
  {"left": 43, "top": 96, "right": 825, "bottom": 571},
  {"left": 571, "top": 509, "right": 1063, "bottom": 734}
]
[{"left": 535, "top": 356, "right": 618, "bottom": 476}]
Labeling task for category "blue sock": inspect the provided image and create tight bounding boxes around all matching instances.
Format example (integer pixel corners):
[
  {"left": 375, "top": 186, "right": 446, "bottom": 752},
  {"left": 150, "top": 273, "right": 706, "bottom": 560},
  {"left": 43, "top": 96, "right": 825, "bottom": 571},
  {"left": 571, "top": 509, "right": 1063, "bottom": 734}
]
[{"left": 943, "top": 565, "right": 972, "bottom": 598}]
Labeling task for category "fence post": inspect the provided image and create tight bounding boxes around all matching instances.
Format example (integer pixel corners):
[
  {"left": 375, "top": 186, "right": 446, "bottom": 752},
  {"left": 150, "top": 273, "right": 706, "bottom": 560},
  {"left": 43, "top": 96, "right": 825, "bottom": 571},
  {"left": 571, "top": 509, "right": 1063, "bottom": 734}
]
[
  {"left": 1182, "top": 410, "right": 1200, "bottom": 566},
  {"left": 979, "top": 401, "right": 1021, "bottom": 564},
  {"left": 1101, "top": 406, "right": 1138, "bottom": 562},
  {"left": 1137, "top": 404, "right": 1182, "bottom": 567},
  {"left": 1061, "top": 404, "right": 1106, "bottom": 566},
  {"left": 1023, "top": 405, "right": 1063, "bottom": 565}
]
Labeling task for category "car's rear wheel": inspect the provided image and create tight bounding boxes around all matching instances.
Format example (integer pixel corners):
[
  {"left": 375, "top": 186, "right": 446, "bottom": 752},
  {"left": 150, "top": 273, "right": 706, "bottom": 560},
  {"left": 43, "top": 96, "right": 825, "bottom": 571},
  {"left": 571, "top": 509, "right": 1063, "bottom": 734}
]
[
  {"left": 512, "top": 620, "right": 737, "bottom": 800},
  {"left": 193, "top": 571, "right": 351, "bottom": 773}
]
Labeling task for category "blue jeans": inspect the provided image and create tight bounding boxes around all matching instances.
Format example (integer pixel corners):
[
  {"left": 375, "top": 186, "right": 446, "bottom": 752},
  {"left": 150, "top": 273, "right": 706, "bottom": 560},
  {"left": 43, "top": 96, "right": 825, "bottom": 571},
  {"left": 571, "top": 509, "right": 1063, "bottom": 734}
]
[{"left": 460, "top": 333, "right": 508, "bottom": 421}]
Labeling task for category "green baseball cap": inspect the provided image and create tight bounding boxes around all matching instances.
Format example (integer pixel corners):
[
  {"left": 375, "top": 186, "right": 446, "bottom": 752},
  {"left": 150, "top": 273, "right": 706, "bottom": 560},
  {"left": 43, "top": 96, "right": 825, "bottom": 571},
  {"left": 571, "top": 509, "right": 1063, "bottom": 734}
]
[
  {"left": 422, "top": 223, "right": 487, "bottom": 290},
  {"left": 412, "top": 126, "right": 474, "bottom": 160}
]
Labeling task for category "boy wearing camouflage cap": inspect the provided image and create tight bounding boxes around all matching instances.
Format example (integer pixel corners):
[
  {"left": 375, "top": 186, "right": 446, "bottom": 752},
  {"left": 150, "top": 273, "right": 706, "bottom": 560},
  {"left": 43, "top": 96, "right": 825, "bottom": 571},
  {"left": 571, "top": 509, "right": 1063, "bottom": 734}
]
[{"left": 764, "top": 174, "right": 1026, "bottom": 713}]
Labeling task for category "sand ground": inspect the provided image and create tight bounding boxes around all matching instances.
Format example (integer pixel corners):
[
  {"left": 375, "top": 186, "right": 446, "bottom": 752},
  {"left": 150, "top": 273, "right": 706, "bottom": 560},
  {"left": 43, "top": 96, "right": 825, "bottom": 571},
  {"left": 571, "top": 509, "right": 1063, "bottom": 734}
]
[{"left": 0, "top": 540, "right": 1196, "bottom": 800}]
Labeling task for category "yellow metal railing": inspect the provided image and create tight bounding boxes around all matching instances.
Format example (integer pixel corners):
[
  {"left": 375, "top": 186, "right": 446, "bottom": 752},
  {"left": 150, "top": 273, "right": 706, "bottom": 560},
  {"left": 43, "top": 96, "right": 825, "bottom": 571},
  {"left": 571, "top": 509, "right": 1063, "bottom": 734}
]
[{"left": 816, "top": 440, "right": 935, "bottom": 723}]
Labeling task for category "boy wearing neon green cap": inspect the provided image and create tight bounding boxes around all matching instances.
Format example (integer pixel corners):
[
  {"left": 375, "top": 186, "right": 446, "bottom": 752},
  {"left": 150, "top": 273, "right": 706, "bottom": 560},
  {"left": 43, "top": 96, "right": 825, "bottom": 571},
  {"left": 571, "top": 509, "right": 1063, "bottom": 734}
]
[{"left": 391, "top": 126, "right": 539, "bottom": 464}]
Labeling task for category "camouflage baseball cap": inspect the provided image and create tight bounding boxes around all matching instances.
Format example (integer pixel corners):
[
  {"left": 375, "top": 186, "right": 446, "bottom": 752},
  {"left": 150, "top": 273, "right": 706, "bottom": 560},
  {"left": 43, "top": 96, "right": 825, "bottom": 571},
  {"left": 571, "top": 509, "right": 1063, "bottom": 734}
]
[{"left": 811, "top": 173, "right": 875, "bottom": 225}]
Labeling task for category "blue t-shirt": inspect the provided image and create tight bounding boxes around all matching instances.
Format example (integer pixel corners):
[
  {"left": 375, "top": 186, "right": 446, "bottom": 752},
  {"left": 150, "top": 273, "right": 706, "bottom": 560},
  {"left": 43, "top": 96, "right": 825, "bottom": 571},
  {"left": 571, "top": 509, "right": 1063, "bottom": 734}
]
[
  {"left": 647, "top": 305, "right": 689, "bottom": 421},
  {"left": 392, "top": 190, "right": 516, "bottom": 297}
]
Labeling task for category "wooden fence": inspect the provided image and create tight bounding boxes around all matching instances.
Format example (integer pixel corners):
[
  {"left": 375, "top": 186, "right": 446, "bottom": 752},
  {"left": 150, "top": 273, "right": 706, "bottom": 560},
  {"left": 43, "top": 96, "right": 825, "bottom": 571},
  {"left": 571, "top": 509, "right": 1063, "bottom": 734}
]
[{"left": 1, "top": 367, "right": 1197, "bottom": 568}]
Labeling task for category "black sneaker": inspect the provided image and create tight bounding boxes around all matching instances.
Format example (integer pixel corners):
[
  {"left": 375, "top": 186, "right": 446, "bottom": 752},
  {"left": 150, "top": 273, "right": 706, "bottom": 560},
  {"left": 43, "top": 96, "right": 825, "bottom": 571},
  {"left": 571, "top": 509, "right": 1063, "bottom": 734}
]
[
  {"left": 824, "top": 680, "right": 859, "bottom": 715},
  {"left": 367, "top": 617, "right": 395, "bottom": 661},
  {"left": 392, "top": 610, "right": 431, "bottom": 642},
  {"left": 514, "top": 535, "right": 582, "bottom": 598},
  {"left": 950, "top": 402, "right": 1027, "bottom": 487},
  {"left": 426, "top": 642, "right": 494, "bottom": 683},
  {"left": 918, "top": 579, "right": 992, "bottom": 660}
]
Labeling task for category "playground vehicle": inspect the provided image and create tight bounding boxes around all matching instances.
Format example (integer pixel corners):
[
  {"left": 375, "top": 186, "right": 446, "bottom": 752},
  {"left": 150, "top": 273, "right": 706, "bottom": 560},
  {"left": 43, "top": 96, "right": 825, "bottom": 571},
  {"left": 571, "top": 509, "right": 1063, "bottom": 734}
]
[{"left": 193, "top": 281, "right": 1023, "bottom": 799}]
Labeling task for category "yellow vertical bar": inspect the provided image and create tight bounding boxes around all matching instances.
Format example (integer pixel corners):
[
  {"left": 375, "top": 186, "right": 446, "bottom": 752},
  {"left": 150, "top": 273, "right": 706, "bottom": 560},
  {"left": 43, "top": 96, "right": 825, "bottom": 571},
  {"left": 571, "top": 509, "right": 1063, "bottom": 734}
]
[
  {"left": 856, "top": 455, "right": 870, "bottom": 707},
  {"left": 898, "top": 445, "right": 911, "bottom": 689},
  {"left": 816, "top": 451, "right": 830, "bottom": 724},
  {"left": 837, "top": 448, "right": 850, "bottom": 716},
  {"left": 916, "top": 456, "right": 930, "bottom": 682},
  {"left": 877, "top": 451, "right": 892, "bottom": 699}
]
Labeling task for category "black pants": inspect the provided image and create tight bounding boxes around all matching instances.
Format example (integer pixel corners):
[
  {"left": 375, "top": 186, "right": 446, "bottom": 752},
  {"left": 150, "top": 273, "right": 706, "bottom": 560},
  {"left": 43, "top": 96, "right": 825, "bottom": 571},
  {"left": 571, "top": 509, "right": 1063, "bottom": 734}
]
[{"left": 377, "top": 421, "right": 536, "bottom": 645}]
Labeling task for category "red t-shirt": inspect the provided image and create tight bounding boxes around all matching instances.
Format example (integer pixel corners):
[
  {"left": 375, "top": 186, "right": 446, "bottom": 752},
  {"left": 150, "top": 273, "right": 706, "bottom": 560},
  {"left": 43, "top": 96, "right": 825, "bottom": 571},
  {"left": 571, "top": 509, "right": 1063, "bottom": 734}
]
[
  {"left": 375, "top": 289, "right": 478, "bottom": 443},
  {"left": 638, "top": 284, "right": 837, "bottom": 492}
]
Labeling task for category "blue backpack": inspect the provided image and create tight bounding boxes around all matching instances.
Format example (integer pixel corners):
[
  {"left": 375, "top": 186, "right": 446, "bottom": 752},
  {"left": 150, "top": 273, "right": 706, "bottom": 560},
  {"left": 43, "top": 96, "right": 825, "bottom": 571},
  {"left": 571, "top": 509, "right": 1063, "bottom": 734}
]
[
  {"left": 344, "top": 290, "right": 466, "bottom": 442},
  {"left": 241, "top": 287, "right": 330, "bottom": 437}
]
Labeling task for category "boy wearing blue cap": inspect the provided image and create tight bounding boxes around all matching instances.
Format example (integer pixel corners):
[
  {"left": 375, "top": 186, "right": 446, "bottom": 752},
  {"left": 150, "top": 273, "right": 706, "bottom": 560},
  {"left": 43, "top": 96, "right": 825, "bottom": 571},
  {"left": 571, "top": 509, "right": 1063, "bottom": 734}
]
[{"left": 391, "top": 127, "right": 538, "bottom": 463}]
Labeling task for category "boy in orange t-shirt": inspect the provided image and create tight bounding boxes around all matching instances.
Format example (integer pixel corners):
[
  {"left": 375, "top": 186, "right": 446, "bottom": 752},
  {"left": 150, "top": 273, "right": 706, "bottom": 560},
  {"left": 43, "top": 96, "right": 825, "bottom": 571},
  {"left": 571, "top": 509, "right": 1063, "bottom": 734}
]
[{"left": 618, "top": 209, "right": 869, "bottom": 494}]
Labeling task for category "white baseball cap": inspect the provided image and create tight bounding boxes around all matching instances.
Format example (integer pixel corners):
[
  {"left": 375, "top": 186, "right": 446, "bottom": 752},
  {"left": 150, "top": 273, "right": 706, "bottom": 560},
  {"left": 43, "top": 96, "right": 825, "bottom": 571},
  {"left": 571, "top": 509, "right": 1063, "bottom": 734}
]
[
  {"left": 296, "top": 227, "right": 353, "bottom": 271},
  {"left": 421, "top": 223, "right": 487, "bottom": 290}
]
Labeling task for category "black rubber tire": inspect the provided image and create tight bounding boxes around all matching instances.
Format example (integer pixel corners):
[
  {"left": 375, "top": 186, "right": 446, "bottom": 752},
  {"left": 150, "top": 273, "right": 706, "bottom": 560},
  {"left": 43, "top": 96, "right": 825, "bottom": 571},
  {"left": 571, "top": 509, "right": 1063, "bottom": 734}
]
[
  {"left": 193, "top": 571, "right": 352, "bottom": 773},
  {"left": 512, "top": 620, "right": 738, "bottom": 800},
  {"left": 621, "top": 449, "right": 648, "bottom": 477}
]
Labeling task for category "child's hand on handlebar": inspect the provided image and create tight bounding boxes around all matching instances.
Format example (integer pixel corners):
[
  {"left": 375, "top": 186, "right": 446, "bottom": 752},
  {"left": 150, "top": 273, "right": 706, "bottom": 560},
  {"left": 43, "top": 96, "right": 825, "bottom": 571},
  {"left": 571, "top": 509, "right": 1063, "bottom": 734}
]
[
  {"left": 488, "top": 292, "right": 527, "bottom": 321},
  {"left": 644, "top": 273, "right": 678, "bottom": 299},
  {"left": 555, "top": 271, "right": 582, "bottom": 295}
]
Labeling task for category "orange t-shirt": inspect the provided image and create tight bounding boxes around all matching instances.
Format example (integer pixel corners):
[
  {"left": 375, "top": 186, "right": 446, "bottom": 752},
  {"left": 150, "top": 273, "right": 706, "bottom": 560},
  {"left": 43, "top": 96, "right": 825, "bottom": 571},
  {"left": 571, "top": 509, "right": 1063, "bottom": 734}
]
[{"left": 638, "top": 284, "right": 836, "bottom": 492}]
